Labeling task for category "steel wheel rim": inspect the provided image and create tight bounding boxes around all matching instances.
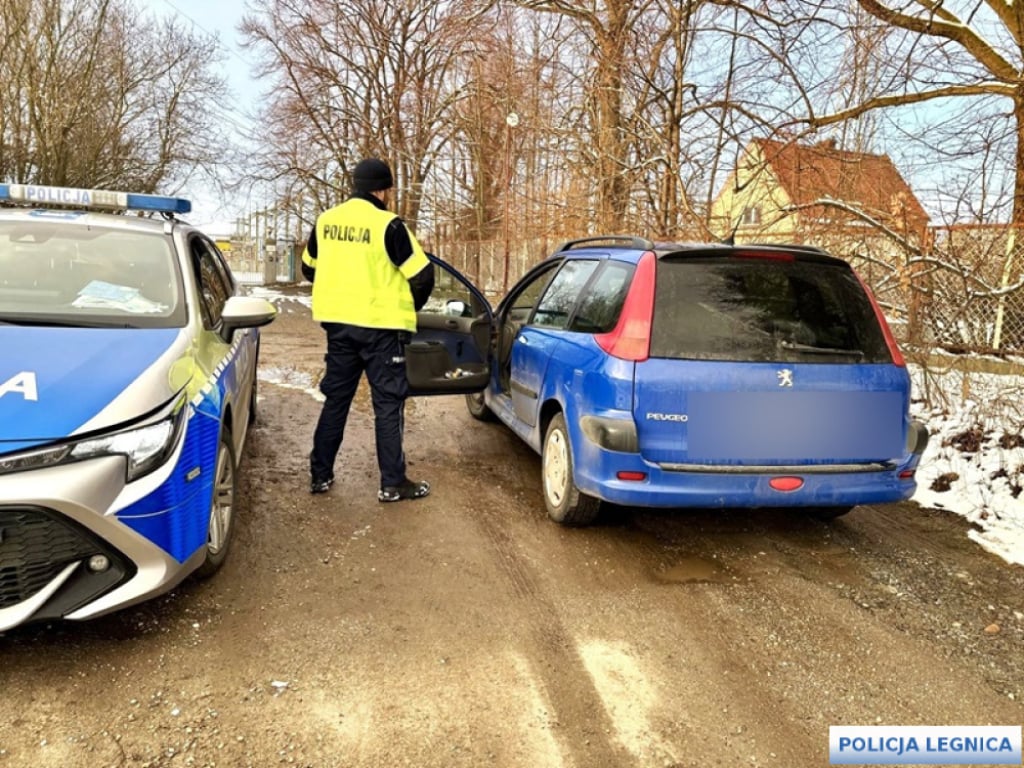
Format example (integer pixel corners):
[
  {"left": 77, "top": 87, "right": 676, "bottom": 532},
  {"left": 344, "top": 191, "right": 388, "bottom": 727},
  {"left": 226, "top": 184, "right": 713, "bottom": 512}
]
[
  {"left": 544, "top": 428, "right": 568, "bottom": 507},
  {"left": 208, "top": 441, "right": 235, "bottom": 554}
]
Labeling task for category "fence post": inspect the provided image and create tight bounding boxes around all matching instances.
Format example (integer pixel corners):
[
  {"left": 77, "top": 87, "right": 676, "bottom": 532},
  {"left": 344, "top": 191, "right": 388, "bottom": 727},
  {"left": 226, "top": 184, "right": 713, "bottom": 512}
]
[
  {"left": 992, "top": 228, "right": 1017, "bottom": 351},
  {"left": 262, "top": 238, "right": 276, "bottom": 285}
]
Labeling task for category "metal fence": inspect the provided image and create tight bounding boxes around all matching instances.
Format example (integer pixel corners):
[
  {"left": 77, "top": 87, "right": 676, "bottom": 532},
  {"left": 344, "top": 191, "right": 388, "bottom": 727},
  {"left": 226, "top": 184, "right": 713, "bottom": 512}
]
[
  {"left": 812, "top": 228, "right": 1024, "bottom": 356},
  {"left": 231, "top": 227, "right": 1024, "bottom": 357},
  {"left": 224, "top": 238, "right": 297, "bottom": 285},
  {"left": 442, "top": 229, "right": 1024, "bottom": 356}
]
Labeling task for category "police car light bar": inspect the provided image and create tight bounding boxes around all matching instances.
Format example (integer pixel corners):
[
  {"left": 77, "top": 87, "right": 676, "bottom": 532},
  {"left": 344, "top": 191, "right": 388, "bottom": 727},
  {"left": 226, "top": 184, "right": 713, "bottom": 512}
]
[{"left": 0, "top": 183, "right": 191, "bottom": 214}]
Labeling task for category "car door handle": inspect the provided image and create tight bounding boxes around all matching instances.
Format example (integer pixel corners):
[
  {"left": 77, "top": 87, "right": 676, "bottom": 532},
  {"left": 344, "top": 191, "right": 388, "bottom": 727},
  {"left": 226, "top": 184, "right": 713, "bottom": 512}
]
[{"left": 444, "top": 319, "right": 460, "bottom": 329}]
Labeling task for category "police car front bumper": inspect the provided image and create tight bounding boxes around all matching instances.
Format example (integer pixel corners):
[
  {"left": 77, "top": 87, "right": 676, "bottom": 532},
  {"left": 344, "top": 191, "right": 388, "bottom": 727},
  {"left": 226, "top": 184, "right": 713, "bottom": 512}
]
[{"left": 0, "top": 451, "right": 197, "bottom": 632}]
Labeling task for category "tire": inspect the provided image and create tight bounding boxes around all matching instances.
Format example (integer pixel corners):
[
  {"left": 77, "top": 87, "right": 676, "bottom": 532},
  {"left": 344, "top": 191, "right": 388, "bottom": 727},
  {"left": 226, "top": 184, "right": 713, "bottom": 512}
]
[
  {"left": 195, "top": 428, "right": 237, "bottom": 578},
  {"left": 808, "top": 506, "right": 853, "bottom": 521},
  {"left": 542, "top": 412, "right": 601, "bottom": 526},
  {"left": 465, "top": 391, "right": 496, "bottom": 422}
]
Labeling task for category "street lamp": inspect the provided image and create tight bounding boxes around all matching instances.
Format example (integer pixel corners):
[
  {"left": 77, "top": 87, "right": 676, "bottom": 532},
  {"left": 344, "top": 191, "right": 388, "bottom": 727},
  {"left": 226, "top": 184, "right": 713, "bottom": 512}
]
[{"left": 503, "top": 111, "right": 519, "bottom": 292}]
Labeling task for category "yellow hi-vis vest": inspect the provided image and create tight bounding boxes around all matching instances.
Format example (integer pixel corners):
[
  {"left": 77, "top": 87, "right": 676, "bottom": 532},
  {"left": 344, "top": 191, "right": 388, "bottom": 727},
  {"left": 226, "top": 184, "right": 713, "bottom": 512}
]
[{"left": 306, "top": 198, "right": 429, "bottom": 331}]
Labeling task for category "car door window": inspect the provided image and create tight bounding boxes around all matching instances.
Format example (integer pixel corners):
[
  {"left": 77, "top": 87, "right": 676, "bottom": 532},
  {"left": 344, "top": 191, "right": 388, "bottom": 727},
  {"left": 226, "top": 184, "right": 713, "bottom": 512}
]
[
  {"left": 190, "top": 237, "right": 232, "bottom": 329},
  {"left": 507, "top": 266, "right": 556, "bottom": 321},
  {"left": 569, "top": 261, "right": 634, "bottom": 333},
  {"left": 532, "top": 259, "right": 599, "bottom": 329},
  {"left": 420, "top": 259, "right": 487, "bottom": 318}
]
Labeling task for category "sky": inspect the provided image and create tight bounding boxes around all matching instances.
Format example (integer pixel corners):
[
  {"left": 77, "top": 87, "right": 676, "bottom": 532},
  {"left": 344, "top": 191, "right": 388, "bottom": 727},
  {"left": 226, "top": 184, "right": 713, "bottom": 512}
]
[
  {"left": 251, "top": 288, "right": 1024, "bottom": 569},
  {"left": 137, "top": 0, "right": 262, "bottom": 234}
]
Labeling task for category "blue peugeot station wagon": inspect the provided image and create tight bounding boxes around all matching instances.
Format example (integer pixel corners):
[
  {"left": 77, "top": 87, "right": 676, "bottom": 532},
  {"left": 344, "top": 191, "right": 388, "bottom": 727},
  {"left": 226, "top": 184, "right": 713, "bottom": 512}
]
[
  {"left": 0, "top": 184, "right": 276, "bottom": 631},
  {"left": 405, "top": 236, "right": 928, "bottom": 526}
]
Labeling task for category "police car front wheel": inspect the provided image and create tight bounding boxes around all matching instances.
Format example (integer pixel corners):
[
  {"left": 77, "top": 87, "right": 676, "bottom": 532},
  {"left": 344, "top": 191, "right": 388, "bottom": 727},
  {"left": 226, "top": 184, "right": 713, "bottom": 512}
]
[{"left": 196, "top": 429, "right": 237, "bottom": 578}]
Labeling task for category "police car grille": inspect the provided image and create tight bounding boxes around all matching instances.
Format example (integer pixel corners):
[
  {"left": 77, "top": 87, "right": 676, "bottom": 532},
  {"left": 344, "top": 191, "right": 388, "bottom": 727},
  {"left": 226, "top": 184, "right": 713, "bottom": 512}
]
[{"left": 0, "top": 507, "right": 105, "bottom": 609}]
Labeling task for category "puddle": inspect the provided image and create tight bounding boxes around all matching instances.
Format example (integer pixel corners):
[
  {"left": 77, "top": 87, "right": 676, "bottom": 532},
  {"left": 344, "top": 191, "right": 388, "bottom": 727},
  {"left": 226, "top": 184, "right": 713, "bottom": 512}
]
[{"left": 655, "top": 556, "right": 727, "bottom": 584}]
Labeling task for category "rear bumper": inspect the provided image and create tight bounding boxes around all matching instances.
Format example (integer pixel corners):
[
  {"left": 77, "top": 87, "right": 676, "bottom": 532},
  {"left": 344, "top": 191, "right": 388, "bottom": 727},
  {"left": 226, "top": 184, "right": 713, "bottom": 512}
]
[{"left": 573, "top": 433, "right": 920, "bottom": 509}]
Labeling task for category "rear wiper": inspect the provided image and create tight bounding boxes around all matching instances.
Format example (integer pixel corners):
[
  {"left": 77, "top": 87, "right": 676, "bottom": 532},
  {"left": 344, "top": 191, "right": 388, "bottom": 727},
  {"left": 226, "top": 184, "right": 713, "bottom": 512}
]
[{"left": 778, "top": 340, "right": 864, "bottom": 358}]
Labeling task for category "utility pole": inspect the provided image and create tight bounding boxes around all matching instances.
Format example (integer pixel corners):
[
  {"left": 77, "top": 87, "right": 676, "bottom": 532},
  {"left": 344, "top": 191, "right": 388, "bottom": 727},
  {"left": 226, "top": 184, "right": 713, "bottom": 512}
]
[{"left": 503, "top": 111, "right": 519, "bottom": 293}]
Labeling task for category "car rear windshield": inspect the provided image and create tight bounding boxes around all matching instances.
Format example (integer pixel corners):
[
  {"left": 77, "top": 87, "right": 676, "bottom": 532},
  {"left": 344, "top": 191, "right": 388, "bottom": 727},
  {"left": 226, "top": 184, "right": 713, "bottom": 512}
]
[
  {"left": 0, "top": 220, "right": 184, "bottom": 328},
  {"left": 650, "top": 256, "right": 893, "bottom": 363}
]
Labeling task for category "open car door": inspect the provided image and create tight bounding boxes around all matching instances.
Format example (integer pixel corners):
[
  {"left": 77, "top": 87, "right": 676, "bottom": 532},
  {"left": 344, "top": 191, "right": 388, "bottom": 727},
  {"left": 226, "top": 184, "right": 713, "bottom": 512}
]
[{"left": 406, "top": 254, "right": 494, "bottom": 395}]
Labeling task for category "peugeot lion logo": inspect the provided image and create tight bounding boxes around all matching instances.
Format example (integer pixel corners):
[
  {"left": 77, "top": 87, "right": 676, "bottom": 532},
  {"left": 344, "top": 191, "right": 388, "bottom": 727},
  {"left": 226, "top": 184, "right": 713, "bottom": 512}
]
[{"left": 777, "top": 368, "right": 794, "bottom": 387}]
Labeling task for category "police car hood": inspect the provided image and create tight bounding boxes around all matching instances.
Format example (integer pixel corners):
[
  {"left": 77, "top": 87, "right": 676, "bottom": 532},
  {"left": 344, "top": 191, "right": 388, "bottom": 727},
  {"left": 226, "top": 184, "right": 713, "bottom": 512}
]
[{"left": 0, "top": 326, "right": 189, "bottom": 454}]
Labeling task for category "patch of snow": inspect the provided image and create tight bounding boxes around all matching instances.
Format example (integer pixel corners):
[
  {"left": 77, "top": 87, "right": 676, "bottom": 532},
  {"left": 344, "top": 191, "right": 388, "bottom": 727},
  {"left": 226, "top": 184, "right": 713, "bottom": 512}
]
[{"left": 910, "top": 364, "right": 1024, "bottom": 566}]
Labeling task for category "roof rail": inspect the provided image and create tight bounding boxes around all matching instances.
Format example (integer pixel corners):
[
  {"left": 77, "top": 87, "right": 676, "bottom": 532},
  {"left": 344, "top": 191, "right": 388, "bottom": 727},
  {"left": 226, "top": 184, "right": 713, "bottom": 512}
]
[{"left": 553, "top": 235, "right": 655, "bottom": 253}]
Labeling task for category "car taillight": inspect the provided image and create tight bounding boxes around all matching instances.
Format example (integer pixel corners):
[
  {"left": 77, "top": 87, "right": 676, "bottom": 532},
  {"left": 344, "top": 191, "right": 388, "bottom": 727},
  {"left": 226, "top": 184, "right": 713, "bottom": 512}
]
[
  {"left": 595, "top": 251, "right": 656, "bottom": 362},
  {"left": 853, "top": 271, "right": 906, "bottom": 367}
]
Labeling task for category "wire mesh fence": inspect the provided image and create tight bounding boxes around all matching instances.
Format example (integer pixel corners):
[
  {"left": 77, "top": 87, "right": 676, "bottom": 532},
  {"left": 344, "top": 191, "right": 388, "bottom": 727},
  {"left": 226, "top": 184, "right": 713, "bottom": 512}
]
[
  {"left": 237, "top": 225, "right": 1024, "bottom": 359},
  {"left": 806, "top": 226, "right": 1024, "bottom": 357}
]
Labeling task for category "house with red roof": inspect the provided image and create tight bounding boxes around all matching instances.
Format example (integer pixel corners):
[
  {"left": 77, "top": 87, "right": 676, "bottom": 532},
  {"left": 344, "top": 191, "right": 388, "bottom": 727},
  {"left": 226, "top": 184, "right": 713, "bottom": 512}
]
[{"left": 710, "top": 137, "right": 930, "bottom": 249}]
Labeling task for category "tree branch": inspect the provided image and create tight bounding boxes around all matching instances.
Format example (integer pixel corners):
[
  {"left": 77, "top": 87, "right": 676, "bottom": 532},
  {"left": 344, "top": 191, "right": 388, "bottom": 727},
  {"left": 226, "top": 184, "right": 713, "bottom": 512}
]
[
  {"left": 805, "top": 82, "right": 1014, "bottom": 128},
  {"left": 857, "top": 0, "right": 1019, "bottom": 81}
]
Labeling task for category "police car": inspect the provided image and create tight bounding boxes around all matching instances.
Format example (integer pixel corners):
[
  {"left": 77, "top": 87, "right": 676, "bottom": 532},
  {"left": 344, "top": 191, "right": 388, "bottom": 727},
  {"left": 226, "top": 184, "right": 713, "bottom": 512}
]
[{"left": 0, "top": 184, "right": 276, "bottom": 632}]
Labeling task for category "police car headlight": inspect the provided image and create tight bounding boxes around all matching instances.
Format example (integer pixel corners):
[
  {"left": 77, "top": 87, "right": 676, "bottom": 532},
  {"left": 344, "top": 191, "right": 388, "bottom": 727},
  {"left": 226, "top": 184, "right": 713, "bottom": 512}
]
[
  {"left": 0, "top": 444, "right": 73, "bottom": 474},
  {"left": 70, "top": 408, "right": 185, "bottom": 482}
]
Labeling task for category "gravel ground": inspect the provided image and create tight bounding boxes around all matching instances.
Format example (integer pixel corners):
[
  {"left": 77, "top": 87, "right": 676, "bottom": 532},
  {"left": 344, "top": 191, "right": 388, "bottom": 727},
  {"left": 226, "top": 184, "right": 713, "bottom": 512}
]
[{"left": 1, "top": 287, "right": 1021, "bottom": 768}]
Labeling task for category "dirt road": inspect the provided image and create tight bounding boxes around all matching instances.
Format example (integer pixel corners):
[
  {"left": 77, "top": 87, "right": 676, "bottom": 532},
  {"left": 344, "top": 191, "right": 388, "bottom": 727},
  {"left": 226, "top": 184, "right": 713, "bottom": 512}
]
[{"left": 1, "top": 287, "right": 1022, "bottom": 768}]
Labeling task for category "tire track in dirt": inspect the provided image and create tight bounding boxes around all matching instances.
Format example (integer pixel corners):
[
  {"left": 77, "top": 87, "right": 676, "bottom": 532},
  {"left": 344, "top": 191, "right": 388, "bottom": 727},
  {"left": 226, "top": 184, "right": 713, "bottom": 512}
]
[{"left": 448, "top": 469, "right": 638, "bottom": 767}]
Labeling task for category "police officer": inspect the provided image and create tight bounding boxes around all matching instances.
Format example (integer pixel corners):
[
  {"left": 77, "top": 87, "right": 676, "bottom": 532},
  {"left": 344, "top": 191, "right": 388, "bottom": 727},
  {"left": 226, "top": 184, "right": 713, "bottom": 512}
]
[{"left": 302, "top": 158, "right": 435, "bottom": 502}]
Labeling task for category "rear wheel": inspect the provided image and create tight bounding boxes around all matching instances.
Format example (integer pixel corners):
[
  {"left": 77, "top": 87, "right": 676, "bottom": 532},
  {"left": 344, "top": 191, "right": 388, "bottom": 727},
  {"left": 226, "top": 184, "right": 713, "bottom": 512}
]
[
  {"left": 465, "top": 391, "right": 496, "bottom": 422},
  {"left": 196, "top": 429, "right": 237, "bottom": 578},
  {"left": 808, "top": 506, "right": 853, "bottom": 521},
  {"left": 542, "top": 413, "right": 600, "bottom": 526}
]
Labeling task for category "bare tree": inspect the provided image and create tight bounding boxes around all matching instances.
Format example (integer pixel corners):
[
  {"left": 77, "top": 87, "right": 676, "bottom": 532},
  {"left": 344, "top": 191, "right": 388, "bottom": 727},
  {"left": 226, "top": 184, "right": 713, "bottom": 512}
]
[
  {"left": 0, "top": 0, "right": 229, "bottom": 193},
  {"left": 241, "top": 0, "right": 494, "bottom": 231},
  {"left": 626, "top": 0, "right": 742, "bottom": 238},
  {"left": 514, "top": 0, "right": 657, "bottom": 233},
  {"left": 789, "top": 1, "right": 1024, "bottom": 229},
  {"left": 829, "top": 3, "right": 888, "bottom": 153},
  {"left": 446, "top": 33, "right": 517, "bottom": 242}
]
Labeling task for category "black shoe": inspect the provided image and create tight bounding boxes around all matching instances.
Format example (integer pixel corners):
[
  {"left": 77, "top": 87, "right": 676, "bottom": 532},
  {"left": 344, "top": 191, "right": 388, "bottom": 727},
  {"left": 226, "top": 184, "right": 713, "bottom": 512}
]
[
  {"left": 310, "top": 477, "right": 334, "bottom": 495},
  {"left": 378, "top": 479, "right": 430, "bottom": 503}
]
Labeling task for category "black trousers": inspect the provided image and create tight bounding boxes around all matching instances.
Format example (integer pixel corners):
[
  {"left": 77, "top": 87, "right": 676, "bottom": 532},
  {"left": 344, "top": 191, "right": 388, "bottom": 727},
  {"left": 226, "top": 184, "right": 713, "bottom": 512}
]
[{"left": 310, "top": 323, "right": 409, "bottom": 488}]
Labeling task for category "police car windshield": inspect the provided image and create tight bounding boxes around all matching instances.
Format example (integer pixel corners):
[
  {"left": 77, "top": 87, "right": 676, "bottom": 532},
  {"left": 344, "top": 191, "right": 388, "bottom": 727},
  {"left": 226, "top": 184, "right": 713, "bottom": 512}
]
[{"left": 0, "top": 221, "right": 184, "bottom": 328}]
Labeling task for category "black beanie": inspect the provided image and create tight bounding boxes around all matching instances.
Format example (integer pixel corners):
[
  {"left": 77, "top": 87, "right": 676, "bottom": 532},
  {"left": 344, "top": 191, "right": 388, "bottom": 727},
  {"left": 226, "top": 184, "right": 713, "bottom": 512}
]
[{"left": 352, "top": 158, "right": 394, "bottom": 192}]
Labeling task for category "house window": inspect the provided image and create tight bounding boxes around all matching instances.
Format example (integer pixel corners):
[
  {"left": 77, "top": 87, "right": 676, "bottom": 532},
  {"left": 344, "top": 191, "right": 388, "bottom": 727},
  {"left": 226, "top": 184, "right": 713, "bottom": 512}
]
[{"left": 741, "top": 206, "right": 762, "bottom": 226}]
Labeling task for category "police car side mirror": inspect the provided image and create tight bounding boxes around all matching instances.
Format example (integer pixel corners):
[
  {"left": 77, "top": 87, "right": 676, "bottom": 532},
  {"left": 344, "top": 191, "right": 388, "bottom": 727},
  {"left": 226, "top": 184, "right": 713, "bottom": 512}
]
[{"left": 220, "top": 296, "right": 277, "bottom": 343}]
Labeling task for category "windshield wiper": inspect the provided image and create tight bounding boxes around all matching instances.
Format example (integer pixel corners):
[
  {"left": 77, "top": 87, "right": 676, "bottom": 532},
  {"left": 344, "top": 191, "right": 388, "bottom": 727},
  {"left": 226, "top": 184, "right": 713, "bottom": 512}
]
[
  {"left": 778, "top": 339, "right": 864, "bottom": 358},
  {"left": 0, "top": 315, "right": 134, "bottom": 329}
]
